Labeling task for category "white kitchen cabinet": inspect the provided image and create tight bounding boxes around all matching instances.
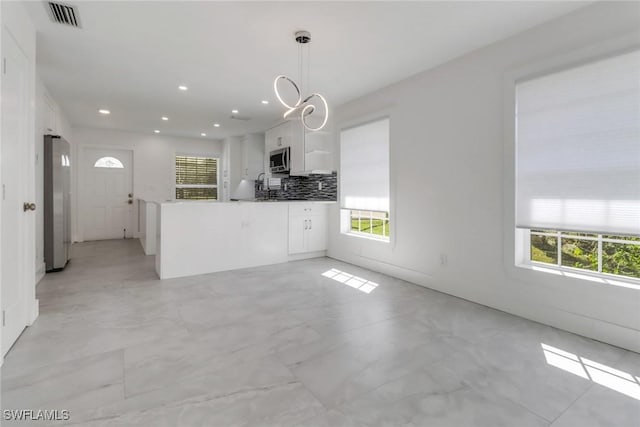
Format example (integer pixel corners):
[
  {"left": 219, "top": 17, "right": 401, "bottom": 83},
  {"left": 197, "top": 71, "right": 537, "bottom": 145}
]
[
  {"left": 289, "top": 120, "right": 332, "bottom": 176},
  {"left": 230, "top": 134, "right": 264, "bottom": 199},
  {"left": 265, "top": 121, "right": 292, "bottom": 173},
  {"left": 288, "top": 203, "right": 328, "bottom": 254},
  {"left": 265, "top": 120, "right": 332, "bottom": 176},
  {"left": 241, "top": 133, "right": 264, "bottom": 180}
]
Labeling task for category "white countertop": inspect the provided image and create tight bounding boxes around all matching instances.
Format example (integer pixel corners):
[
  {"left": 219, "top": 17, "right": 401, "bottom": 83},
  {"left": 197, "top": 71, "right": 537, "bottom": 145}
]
[{"left": 160, "top": 199, "right": 336, "bottom": 205}]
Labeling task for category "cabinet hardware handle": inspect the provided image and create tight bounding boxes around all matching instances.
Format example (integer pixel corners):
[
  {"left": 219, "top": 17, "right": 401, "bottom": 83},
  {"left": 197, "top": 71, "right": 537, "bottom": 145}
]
[{"left": 309, "top": 219, "right": 312, "bottom": 230}]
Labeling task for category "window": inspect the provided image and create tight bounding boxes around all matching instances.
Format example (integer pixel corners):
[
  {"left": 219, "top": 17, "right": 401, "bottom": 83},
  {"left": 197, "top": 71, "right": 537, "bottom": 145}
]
[
  {"left": 340, "top": 118, "right": 390, "bottom": 240},
  {"left": 175, "top": 155, "right": 218, "bottom": 200},
  {"left": 94, "top": 156, "right": 123, "bottom": 168},
  {"left": 350, "top": 210, "right": 390, "bottom": 238},
  {"left": 515, "top": 50, "right": 640, "bottom": 282},
  {"left": 531, "top": 230, "right": 640, "bottom": 279}
]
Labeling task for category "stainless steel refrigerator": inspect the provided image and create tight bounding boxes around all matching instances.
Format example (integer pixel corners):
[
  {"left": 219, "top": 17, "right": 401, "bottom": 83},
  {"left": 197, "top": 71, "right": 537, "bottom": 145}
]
[{"left": 44, "top": 135, "right": 71, "bottom": 271}]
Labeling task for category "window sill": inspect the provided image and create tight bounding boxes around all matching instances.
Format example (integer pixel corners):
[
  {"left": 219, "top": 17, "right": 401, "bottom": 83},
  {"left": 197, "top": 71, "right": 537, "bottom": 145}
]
[
  {"left": 343, "top": 231, "right": 390, "bottom": 243},
  {"left": 516, "top": 262, "right": 640, "bottom": 290}
]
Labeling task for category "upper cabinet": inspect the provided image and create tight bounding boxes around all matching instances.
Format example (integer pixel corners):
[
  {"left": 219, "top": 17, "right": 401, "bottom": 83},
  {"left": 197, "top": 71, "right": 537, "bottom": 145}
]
[
  {"left": 229, "top": 133, "right": 265, "bottom": 200},
  {"left": 265, "top": 120, "right": 332, "bottom": 176},
  {"left": 241, "top": 133, "right": 265, "bottom": 180}
]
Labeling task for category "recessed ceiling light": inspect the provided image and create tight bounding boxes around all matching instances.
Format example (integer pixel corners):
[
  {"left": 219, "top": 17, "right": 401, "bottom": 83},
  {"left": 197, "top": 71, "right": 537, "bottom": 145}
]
[
  {"left": 98, "top": 109, "right": 110, "bottom": 115},
  {"left": 213, "top": 123, "right": 220, "bottom": 127},
  {"left": 201, "top": 133, "right": 207, "bottom": 137},
  {"left": 154, "top": 130, "right": 160, "bottom": 133},
  {"left": 161, "top": 116, "right": 169, "bottom": 121},
  {"left": 261, "top": 100, "right": 269, "bottom": 105},
  {"left": 178, "top": 85, "right": 188, "bottom": 91},
  {"left": 231, "top": 109, "right": 239, "bottom": 114}
]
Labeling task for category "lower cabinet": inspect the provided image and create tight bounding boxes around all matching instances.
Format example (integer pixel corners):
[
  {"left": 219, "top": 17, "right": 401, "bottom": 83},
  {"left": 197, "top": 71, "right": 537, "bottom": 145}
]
[{"left": 288, "top": 204, "right": 328, "bottom": 254}]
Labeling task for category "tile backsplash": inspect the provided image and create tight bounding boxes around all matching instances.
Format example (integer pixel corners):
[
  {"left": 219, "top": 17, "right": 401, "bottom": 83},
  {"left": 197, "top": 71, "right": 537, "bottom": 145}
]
[{"left": 255, "top": 172, "right": 337, "bottom": 201}]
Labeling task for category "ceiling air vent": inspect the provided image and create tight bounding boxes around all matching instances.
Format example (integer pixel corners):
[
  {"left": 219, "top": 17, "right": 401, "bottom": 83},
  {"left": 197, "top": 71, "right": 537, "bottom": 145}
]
[
  {"left": 46, "top": 2, "right": 81, "bottom": 28},
  {"left": 229, "top": 115, "right": 251, "bottom": 121}
]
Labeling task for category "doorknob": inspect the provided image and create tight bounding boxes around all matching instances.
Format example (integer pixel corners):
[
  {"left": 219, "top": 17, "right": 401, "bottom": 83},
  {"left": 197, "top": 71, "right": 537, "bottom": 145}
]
[
  {"left": 127, "top": 200, "right": 133, "bottom": 204},
  {"left": 23, "top": 202, "right": 36, "bottom": 212}
]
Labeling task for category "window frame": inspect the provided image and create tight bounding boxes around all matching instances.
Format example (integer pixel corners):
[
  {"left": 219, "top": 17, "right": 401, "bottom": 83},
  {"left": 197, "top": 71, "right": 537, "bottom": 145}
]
[
  {"left": 502, "top": 34, "right": 640, "bottom": 289},
  {"left": 337, "top": 114, "right": 393, "bottom": 244},
  {"left": 524, "top": 229, "right": 640, "bottom": 283},
  {"left": 174, "top": 154, "right": 220, "bottom": 201},
  {"left": 348, "top": 209, "right": 390, "bottom": 241}
]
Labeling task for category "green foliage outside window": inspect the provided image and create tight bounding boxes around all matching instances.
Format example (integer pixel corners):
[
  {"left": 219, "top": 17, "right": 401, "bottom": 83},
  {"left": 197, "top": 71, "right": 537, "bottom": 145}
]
[
  {"left": 350, "top": 210, "right": 390, "bottom": 238},
  {"left": 531, "top": 231, "right": 640, "bottom": 279}
]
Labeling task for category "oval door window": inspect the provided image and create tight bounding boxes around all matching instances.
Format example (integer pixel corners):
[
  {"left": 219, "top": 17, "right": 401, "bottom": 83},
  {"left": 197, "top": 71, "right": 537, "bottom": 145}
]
[{"left": 94, "top": 156, "right": 124, "bottom": 168}]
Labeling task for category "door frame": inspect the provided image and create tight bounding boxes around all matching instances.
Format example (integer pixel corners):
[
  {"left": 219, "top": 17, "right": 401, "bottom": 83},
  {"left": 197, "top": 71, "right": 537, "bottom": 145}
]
[
  {"left": 78, "top": 145, "right": 135, "bottom": 242},
  {"left": 1, "top": 24, "right": 38, "bottom": 359}
]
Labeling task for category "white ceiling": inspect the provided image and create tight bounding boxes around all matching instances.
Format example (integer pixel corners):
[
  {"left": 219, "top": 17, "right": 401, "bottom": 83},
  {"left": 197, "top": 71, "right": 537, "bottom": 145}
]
[{"left": 26, "top": 1, "right": 590, "bottom": 140}]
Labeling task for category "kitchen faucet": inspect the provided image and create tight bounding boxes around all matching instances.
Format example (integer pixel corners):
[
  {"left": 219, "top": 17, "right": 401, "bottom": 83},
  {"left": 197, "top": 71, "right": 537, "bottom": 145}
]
[{"left": 256, "top": 173, "right": 265, "bottom": 191}]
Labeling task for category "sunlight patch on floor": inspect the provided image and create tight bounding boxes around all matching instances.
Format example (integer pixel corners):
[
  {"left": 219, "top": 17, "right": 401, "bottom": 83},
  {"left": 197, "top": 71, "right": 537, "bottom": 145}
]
[
  {"left": 322, "top": 268, "right": 379, "bottom": 294},
  {"left": 541, "top": 343, "right": 640, "bottom": 400}
]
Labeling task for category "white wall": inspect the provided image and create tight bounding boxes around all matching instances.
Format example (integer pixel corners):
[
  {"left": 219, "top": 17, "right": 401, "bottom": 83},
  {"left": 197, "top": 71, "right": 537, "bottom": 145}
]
[
  {"left": 328, "top": 2, "right": 640, "bottom": 352},
  {"left": 70, "top": 127, "right": 223, "bottom": 242},
  {"left": 34, "top": 77, "right": 72, "bottom": 282}
]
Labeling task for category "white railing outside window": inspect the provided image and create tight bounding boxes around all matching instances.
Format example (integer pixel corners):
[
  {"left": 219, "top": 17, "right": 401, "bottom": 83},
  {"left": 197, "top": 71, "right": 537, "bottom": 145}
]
[
  {"left": 529, "top": 230, "right": 640, "bottom": 280},
  {"left": 349, "top": 210, "right": 390, "bottom": 240}
]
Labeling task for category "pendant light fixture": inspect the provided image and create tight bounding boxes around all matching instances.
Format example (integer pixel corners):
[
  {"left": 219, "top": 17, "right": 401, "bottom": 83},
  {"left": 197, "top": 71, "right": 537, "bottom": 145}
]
[{"left": 274, "top": 30, "right": 328, "bottom": 132}]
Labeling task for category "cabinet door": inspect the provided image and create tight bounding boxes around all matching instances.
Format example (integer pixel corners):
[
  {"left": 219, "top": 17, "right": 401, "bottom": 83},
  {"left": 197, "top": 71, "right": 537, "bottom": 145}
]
[
  {"left": 245, "top": 136, "right": 264, "bottom": 179},
  {"left": 288, "top": 120, "right": 306, "bottom": 174},
  {"left": 306, "top": 213, "right": 327, "bottom": 252},
  {"left": 288, "top": 215, "right": 307, "bottom": 254}
]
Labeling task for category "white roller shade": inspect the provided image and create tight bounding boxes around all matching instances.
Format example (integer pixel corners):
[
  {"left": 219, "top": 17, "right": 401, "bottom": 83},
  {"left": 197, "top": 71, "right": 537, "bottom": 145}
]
[
  {"left": 340, "top": 118, "right": 390, "bottom": 212},
  {"left": 516, "top": 50, "right": 640, "bottom": 236}
]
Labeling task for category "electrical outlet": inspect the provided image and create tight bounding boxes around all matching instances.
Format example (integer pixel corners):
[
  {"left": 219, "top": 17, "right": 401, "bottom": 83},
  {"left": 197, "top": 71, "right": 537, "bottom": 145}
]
[{"left": 440, "top": 254, "right": 448, "bottom": 266}]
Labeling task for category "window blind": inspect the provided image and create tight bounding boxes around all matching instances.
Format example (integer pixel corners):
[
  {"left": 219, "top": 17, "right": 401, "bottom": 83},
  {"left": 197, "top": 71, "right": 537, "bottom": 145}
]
[
  {"left": 175, "top": 156, "right": 218, "bottom": 200},
  {"left": 516, "top": 50, "right": 640, "bottom": 236},
  {"left": 340, "top": 118, "right": 390, "bottom": 212},
  {"left": 175, "top": 156, "right": 217, "bottom": 185}
]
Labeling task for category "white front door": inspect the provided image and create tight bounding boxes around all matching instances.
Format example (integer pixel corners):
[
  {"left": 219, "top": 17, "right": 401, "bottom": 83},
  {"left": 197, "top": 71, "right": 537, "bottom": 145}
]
[
  {"left": 1, "top": 28, "right": 34, "bottom": 355},
  {"left": 81, "top": 148, "right": 134, "bottom": 241}
]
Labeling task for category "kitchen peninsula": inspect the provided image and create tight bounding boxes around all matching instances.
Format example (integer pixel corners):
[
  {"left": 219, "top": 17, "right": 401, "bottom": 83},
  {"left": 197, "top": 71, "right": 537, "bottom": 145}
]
[{"left": 154, "top": 200, "right": 334, "bottom": 279}]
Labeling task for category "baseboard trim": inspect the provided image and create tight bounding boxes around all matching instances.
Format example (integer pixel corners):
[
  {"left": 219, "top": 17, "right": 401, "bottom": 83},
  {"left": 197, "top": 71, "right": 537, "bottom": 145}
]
[
  {"left": 36, "top": 262, "right": 46, "bottom": 285},
  {"left": 288, "top": 250, "right": 327, "bottom": 262},
  {"left": 27, "top": 298, "right": 39, "bottom": 326}
]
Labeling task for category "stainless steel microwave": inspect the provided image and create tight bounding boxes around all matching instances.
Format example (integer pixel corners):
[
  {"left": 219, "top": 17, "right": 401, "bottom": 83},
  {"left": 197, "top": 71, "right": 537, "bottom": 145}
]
[{"left": 270, "top": 147, "right": 290, "bottom": 173}]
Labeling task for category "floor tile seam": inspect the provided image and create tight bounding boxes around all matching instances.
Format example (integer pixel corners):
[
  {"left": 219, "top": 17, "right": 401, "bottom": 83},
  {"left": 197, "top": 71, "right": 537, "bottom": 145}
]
[
  {"left": 2, "top": 347, "right": 127, "bottom": 383},
  {"left": 548, "top": 382, "right": 595, "bottom": 426},
  {"left": 121, "top": 349, "right": 292, "bottom": 400},
  {"left": 3, "top": 320, "right": 189, "bottom": 378},
  {"left": 120, "top": 377, "right": 305, "bottom": 417},
  {"left": 285, "top": 313, "right": 433, "bottom": 369},
  {"left": 460, "top": 368, "right": 581, "bottom": 426},
  {"left": 280, "top": 359, "right": 333, "bottom": 413},
  {"left": 2, "top": 375, "right": 125, "bottom": 414}
]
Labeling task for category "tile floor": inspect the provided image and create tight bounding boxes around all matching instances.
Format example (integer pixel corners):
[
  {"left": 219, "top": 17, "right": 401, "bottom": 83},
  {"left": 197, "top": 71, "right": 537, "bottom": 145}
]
[{"left": 2, "top": 239, "right": 639, "bottom": 426}]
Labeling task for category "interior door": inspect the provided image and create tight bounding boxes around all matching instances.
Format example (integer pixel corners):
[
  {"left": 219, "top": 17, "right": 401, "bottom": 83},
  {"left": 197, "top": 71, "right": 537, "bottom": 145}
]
[
  {"left": 81, "top": 148, "right": 134, "bottom": 240},
  {"left": 1, "top": 28, "right": 32, "bottom": 355}
]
